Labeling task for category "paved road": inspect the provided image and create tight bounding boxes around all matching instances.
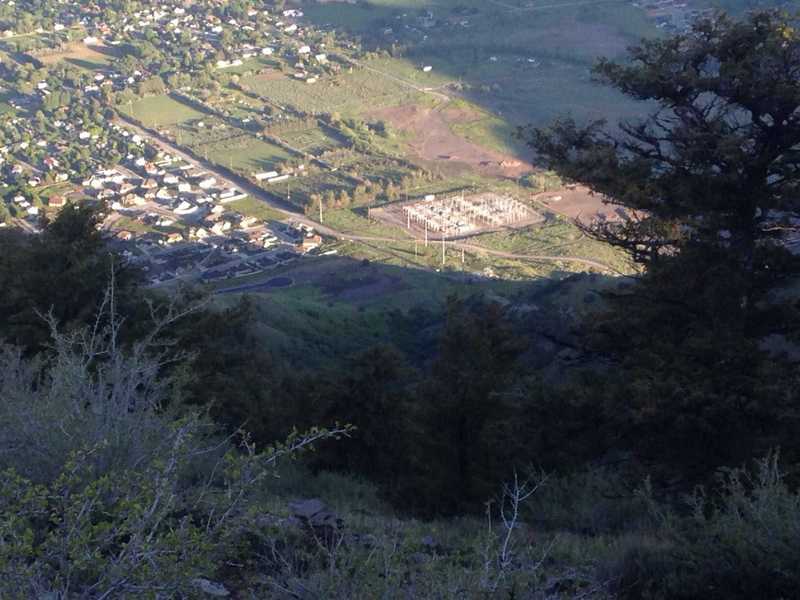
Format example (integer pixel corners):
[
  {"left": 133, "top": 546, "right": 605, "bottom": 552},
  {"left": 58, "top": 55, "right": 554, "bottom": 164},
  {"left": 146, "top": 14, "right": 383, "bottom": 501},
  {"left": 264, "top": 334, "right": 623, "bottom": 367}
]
[{"left": 117, "top": 115, "right": 621, "bottom": 274}]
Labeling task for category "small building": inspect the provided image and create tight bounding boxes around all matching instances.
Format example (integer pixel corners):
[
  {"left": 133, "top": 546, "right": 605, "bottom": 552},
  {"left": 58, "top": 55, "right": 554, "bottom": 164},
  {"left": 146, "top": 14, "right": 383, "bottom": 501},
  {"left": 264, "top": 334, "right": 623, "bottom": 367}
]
[
  {"left": 198, "top": 177, "right": 217, "bottom": 190},
  {"left": 300, "top": 234, "right": 322, "bottom": 252},
  {"left": 266, "top": 174, "right": 290, "bottom": 184}
]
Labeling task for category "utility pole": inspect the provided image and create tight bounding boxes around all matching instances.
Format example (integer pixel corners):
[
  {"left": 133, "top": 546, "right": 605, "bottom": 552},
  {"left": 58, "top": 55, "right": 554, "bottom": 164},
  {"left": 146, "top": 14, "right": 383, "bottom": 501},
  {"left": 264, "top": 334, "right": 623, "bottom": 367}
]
[
  {"left": 424, "top": 220, "right": 428, "bottom": 247},
  {"left": 319, "top": 195, "right": 323, "bottom": 224},
  {"left": 441, "top": 229, "right": 446, "bottom": 266}
]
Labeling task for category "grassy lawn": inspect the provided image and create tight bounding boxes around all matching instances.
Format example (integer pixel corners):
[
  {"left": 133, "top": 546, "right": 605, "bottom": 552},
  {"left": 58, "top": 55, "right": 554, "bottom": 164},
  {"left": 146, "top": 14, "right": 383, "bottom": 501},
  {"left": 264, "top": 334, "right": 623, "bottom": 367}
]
[
  {"left": 318, "top": 208, "right": 408, "bottom": 238},
  {"left": 64, "top": 56, "right": 111, "bottom": 71},
  {"left": 37, "top": 182, "right": 74, "bottom": 201},
  {"left": 0, "top": 88, "right": 16, "bottom": 115},
  {"left": 114, "top": 216, "right": 155, "bottom": 234},
  {"left": 242, "top": 68, "right": 422, "bottom": 115},
  {"left": 216, "top": 57, "right": 273, "bottom": 75},
  {"left": 330, "top": 234, "right": 584, "bottom": 281},
  {"left": 364, "top": 57, "right": 457, "bottom": 89},
  {"left": 191, "top": 134, "right": 293, "bottom": 173},
  {"left": 277, "top": 125, "right": 345, "bottom": 154},
  {"left": 227, "top": 196, "right": 286, "bottom": 223},
  {"left": 445, "top": 98, "right": 530, "bottom": 157},
  {"left": 472, "top": 218, "right": 634, "bottom": 274},
  {"left": 119, "top": 94, "right": 207, "bottom": 127}
]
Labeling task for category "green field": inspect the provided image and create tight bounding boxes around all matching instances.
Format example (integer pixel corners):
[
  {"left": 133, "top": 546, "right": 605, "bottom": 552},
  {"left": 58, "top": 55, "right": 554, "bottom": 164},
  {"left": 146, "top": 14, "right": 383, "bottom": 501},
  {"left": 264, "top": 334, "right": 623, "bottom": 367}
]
[
  {"left": 216, "top": 56, "right": 273, "bottom": 75},
  {"left": 471, "top": 218, "right": 634, "bottom": 274},
  {"left": 241, "top": 67, "right": 422, "bottom": 115},
  {"left": 209, "top": 88, "right": 270, "bottom": 121},
  {"left": 190, "top": 133, "right": 293, "bottom": 173},
  {"left": 0, "top": 88, "right": 15, "bottom": 115},
  {"left": 226, "top": 196, "right": 287, "bottom": 223},
  {"left": 266, "top": 170, "right": 356, "bottom": 209},
  {"left": 276, "top": 125, "right": 345, "bottom": 155},
  {"left": 119, "top": 94, "right": 207, "bottom": 127},
  {"left": 444, "top": 99, "right": 530, "bottom": 157},
  {"left": 319, "top": 208, "right": 409, "bottom": 239}
]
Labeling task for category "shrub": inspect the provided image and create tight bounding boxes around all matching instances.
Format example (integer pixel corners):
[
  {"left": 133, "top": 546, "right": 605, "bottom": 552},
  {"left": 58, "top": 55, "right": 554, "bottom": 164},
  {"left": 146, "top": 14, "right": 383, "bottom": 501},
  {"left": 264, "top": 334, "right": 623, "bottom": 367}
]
[
  {"left": 0, "top": 297, "right": 349, "bottom": 598},
  {"left": 612, "top": 453, "right": 800, "bottom": 600}
]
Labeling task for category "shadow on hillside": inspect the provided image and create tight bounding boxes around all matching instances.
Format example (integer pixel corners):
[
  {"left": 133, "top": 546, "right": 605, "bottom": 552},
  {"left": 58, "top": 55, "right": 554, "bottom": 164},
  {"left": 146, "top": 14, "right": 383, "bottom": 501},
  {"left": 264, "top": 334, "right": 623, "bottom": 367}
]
[
  {"left": 209, "top": 253, "right": 626, "bottom": 368},
  {"left": 300, "top": 0, "right": 655, "bottom": 164}
]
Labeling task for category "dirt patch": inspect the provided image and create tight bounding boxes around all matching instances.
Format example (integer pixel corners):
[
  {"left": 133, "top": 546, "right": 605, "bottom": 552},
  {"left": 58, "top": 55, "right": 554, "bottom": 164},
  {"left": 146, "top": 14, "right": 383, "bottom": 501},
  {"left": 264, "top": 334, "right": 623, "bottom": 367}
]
[
  {"left": 534, "top": 186, "right": 631, "bottom": 225},
  {"left": 36, "top": 43, "right": 114, "bottom": 67},
  {"left": 370, "top": 102, "right": 531, "bottom": 179}
]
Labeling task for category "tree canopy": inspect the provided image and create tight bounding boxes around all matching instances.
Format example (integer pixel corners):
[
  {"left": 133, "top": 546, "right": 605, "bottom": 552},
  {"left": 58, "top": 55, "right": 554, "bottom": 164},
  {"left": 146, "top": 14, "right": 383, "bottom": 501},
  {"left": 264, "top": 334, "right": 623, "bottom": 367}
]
[
  {"left": 529, "top": 10, "right": 800, "bottom": 313},
  {"left": 526, "top": 10, "right": 800, "bottom": 482}
]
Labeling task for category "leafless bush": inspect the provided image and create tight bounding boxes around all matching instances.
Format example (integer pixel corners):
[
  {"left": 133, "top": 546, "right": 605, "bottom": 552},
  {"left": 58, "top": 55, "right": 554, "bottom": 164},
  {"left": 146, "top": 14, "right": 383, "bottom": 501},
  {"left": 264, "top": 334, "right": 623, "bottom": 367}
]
[{"left": 0, "top": 278, "right": 203, "bottom": 481}]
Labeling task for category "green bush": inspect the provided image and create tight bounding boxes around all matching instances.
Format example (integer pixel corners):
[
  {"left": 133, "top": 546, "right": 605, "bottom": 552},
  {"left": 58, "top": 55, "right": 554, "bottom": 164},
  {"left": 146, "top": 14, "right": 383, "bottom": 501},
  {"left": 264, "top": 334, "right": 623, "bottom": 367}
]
[
  {"left": 612, "top": 453, "right": 800, "bottom": 600},
  {"left": 0, "top": 306, "right": 349, "bottom": 598}
]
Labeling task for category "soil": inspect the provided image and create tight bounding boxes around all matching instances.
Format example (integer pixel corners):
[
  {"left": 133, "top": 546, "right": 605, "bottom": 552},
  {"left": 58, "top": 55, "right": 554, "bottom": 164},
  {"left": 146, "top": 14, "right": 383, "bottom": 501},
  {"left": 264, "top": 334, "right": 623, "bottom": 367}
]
[
  {"left": 370, "top": 103, "right": 532, "bottom": 179},
  {"left": 534, "top": 186, "right": 631, "bottom": 225},
  {"left": 36, "top": 42, "right": 114, "bottom": 66}
]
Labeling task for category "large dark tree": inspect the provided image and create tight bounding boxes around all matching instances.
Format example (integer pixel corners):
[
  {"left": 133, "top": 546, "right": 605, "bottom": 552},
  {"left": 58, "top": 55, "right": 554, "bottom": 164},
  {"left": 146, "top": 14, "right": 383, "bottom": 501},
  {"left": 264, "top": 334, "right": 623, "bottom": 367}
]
[
  {"left": 525, "top": 11, "right": 800, "bottom": 482},
  {"left": 0, "top": 204, "right": 141, "bottom": 351},
  {"left": 529, "top": 10, "right": 800, "bottom": 314},
  {"left": 412, "top": 297, "right": 528, "bottom": 514}
]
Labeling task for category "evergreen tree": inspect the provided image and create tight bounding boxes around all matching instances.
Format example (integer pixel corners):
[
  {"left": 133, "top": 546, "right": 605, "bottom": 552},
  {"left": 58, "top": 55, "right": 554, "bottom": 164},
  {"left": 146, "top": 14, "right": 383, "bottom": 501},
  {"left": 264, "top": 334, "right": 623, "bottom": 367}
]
[{"left": 527, "top": 11, "right": 800, "bottom": 481}]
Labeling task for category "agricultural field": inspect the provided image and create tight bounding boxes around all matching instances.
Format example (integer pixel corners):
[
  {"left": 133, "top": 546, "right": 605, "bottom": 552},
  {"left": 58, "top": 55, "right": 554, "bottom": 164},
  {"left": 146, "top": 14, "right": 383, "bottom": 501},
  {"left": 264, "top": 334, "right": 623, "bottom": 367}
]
[{"left": 119, "top": 94, "right": 208, "bottom": 127}]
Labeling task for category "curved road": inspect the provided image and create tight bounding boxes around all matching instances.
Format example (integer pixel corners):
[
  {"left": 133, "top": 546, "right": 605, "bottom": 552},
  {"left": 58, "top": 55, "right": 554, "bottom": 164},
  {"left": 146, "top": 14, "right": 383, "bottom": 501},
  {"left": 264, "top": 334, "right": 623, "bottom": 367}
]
[{"left": 118, "top": 115, "right": 620, "bottom": 274}]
